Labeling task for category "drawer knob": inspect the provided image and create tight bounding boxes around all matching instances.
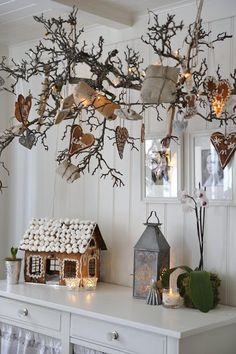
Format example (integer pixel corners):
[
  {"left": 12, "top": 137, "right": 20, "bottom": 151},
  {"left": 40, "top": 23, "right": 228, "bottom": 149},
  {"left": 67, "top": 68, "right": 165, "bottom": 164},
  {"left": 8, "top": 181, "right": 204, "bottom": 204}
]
[
  {"left": 18, "top": 308, "right": 28, "bottom": 317},
  {"left": 107, "top": 331, "right": 119, "bottom": 341}
]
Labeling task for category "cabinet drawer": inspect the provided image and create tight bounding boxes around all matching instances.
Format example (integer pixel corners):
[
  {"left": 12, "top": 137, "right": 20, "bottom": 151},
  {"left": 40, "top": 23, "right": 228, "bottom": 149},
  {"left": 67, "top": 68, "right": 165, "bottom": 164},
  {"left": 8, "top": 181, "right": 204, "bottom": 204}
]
[
  {"left": 0, "top": 297, "right": 61, "bottom": 332},
  {"left": 71, "top": 314, "right": 166, "bottom": 354}
]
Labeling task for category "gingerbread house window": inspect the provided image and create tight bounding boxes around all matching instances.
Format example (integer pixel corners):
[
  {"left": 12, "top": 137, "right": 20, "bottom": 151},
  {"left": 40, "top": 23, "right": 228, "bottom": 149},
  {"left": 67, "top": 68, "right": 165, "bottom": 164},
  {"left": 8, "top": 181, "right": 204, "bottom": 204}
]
[
  {"left": 49, "top": 258, "right": 60, "bottom": 271},
  {"left": 29, "top": 256, "right": 42, "bottom": 276},
  {"left": 63, "top": 260, "right": 77, "bottom": 278},
  {"left": 88, "top": 258, "right": 96, "bottom": 277}
]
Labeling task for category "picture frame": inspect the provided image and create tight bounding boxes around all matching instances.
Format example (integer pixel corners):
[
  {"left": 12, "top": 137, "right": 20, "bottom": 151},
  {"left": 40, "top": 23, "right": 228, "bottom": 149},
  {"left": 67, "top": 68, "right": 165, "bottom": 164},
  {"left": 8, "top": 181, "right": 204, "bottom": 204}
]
[
  {"left": 189, "top": 131, "right": 235, "bottom": 203},
  {"left": 142, "top": 134, "right": 182, "bottom": 202}
]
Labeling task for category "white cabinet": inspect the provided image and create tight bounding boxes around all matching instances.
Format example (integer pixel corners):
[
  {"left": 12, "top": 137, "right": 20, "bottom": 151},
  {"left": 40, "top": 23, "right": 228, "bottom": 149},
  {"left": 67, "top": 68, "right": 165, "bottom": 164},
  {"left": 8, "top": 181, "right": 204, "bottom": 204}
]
[{"left": 0, "top": 281, "right": 236, "bottom": 354}]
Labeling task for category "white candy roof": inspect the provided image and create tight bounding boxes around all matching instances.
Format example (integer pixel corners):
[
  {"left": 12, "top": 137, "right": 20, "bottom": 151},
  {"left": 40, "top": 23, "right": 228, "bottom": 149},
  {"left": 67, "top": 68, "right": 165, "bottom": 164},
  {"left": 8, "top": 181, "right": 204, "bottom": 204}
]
[{"left": 19, "top": 218, "right": 98, "bottom": 254}]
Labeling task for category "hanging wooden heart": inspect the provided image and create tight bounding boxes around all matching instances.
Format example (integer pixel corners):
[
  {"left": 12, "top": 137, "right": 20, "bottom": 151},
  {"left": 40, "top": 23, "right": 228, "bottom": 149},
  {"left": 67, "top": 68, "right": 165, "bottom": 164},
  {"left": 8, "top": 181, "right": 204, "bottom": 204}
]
[
  {"left": 15, "top": 94, "right": 32, "bottom": 125},
  {"left": 210, "top": 132, "right": 236, "bottom": 169},
  {"left": 115, "top": 126, "right": 129, "bottom": 159},
  {"left": 69, "top": 124, "right": 95, "bottom": 155},
  {"left": 204, "top": 76, "right": 231, "bottom": 118}
]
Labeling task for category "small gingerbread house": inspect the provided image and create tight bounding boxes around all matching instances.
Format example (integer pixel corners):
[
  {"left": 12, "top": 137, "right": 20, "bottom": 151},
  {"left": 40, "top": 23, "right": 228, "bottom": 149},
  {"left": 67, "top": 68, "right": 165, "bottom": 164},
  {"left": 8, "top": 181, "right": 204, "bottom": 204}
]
[{"left": 19, "top": 218, "right": 107, "bottom": 285}]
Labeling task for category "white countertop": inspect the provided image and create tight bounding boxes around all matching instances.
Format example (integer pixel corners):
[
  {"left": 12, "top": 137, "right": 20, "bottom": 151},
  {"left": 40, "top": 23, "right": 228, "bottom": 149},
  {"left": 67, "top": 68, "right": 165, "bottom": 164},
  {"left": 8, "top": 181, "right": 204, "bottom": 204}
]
[{"left": 0, "top": 280, "right": 236, "bottom": 339}]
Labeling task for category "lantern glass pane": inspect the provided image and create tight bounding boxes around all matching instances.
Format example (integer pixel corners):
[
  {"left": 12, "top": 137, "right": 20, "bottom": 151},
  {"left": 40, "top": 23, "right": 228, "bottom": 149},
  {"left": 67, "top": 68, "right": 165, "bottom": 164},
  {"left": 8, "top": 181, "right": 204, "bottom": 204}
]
[{"left": 134, "top": 250, "right": 157, "bottom": 298}]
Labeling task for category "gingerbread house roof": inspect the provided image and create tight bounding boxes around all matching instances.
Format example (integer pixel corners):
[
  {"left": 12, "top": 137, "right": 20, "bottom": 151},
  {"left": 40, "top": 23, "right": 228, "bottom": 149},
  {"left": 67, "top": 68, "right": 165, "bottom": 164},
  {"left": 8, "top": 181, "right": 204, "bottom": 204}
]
[{"left": 19, "top": 218, "right": 106, "bottom": 254}]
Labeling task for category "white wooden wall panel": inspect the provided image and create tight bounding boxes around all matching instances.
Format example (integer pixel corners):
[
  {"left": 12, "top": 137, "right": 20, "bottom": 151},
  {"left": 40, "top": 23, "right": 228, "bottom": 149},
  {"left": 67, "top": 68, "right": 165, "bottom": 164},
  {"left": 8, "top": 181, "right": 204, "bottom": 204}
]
[
  {"left": 0, "top": 45, "right": 10, "bottom": 278},
  {"left": 228, "top": 206, "right": 236, "bottom": 306},
  {"left": 205, "top": 206, "right": 228, "bottom": 303},
  {"left": 1, "top": 0, "right": 236, "bottom": 305}
]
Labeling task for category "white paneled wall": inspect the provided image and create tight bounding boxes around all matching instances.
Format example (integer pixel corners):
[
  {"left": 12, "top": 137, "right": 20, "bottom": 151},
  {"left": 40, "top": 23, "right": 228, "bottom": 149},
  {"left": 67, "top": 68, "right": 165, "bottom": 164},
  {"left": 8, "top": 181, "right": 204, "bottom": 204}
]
[
  {"left": 0, "top": 45, "right": 10, "bottom": 278},
  {"left": 0, "top": 0, "right": 236, "bottom": 305}
]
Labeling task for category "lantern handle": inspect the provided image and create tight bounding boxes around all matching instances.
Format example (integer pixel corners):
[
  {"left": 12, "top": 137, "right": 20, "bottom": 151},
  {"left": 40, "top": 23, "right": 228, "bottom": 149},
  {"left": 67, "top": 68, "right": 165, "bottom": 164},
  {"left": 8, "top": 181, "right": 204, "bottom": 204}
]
[{"left": 146, "top": 211, "right": 160, "bottom": 224}]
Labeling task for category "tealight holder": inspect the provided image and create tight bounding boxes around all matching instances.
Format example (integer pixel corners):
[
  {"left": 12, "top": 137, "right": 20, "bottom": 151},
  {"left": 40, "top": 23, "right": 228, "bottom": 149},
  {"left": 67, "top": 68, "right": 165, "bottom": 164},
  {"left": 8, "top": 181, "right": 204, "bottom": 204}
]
[
  {"left": 162, "top": 288, "right": 181, "bottom": 309},
  {"left": 65, "top": 277, "right": 81, "bottom": 290},
  {"left": 83, "top": 277, "right": 98, "bottom": 291}
]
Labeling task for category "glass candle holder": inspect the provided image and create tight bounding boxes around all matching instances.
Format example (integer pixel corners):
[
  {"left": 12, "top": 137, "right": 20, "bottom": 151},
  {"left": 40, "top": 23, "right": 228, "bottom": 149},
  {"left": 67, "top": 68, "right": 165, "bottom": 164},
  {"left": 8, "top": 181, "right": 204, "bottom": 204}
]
[
  {"left": 83, "top": 277, "right": 98, "bottom": 291},
  {"left": 65, "top": 278, "right": 81, "bottom": 290},
  {"left": 162, "top": 288, "right": 181, "bottom": 309}
]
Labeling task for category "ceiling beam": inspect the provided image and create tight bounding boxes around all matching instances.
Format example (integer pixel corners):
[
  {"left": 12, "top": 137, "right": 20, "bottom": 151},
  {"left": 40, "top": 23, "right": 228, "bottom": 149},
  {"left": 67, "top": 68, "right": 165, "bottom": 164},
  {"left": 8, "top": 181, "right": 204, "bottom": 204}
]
[{"left": 51, "top": 0, "right": 134, "bottom": 28}]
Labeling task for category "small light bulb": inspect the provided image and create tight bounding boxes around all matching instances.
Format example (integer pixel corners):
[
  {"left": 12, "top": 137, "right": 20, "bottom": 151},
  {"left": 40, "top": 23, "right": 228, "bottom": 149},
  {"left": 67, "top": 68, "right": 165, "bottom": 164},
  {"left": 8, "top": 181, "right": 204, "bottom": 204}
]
[{"left": 184, "top": 72, "right": 192, "bottom": 79}]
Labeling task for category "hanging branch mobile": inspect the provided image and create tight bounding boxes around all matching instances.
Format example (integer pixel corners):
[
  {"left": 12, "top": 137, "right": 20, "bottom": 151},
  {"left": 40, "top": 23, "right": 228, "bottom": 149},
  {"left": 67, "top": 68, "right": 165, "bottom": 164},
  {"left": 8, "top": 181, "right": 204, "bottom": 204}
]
[{"left": 0, "top": 2, "right": 235, "bottom": 192}]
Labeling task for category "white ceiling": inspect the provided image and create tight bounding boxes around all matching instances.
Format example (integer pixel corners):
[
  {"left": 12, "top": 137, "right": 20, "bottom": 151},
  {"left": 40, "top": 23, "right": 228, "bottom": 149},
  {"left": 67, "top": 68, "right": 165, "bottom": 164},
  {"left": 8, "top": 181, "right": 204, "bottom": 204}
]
[{"left": 0, "top": 0, "right": 193, "bottom": 45}]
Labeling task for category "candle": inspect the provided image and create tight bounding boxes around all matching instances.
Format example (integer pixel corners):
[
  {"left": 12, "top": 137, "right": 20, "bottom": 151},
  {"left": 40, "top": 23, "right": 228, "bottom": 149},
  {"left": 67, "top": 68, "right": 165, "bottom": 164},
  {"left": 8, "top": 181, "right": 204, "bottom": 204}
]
[
  {"left": 83, "top": 277, "right": 98, "bottom": 291},
  {"left": 65, "top": 278, "right": 81, "bottom": 290},
  {"left": 162, "top": 288, "right": 181, "bottom": 309}
]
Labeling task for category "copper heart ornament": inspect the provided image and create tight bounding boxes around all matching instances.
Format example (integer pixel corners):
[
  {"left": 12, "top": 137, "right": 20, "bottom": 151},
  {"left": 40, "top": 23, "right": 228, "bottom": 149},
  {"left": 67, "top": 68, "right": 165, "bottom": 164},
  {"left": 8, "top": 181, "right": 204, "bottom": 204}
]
[
  {"left": 204, "top": 76, "right": 231, "bottom": 118},
  {"left": 115, "top": 126, "right": 129, "bottom": 159},
  {"left": 210, "top": 132, "right": 236, "bottom": 169},
  {"left": 69, "top": 125, "right": 95, "bottom": 155},
  {"left": 15, "top": 94, "right": 32, "bottom": 124}
]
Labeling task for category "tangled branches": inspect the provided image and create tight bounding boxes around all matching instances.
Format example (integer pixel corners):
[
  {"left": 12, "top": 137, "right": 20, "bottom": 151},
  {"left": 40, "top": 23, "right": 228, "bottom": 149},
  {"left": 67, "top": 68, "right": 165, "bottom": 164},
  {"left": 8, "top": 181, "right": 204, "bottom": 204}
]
[{"left": 0, "top": 5, "right": 235, "bottom": 191}]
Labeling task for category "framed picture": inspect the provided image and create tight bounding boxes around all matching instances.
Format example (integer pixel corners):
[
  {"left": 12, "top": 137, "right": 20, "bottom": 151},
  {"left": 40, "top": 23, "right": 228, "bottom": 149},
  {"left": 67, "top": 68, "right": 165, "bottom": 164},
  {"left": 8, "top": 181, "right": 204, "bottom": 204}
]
[
  {"left": 190, "top": 131, "right": 234, "bottom": 202},
  {"left": 142, "top": 134, "right": 182, "bottom": 201}
]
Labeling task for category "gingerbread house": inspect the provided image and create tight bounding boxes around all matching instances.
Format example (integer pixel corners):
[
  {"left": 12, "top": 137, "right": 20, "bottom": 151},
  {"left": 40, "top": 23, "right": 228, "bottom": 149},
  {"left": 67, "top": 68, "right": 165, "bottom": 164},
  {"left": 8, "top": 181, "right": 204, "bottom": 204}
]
[{"left": 19, "top": 218, "right": 107, "bottom": 285}]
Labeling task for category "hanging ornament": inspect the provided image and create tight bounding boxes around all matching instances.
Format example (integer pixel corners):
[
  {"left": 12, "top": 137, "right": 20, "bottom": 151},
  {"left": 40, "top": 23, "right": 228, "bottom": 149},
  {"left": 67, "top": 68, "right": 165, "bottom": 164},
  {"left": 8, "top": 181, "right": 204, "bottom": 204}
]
[
  {"left": 56, "top": 160, "right": 80, "bottom": 183},
  {"left": 210, "top": 132, "right": 236, "bottom": 169},
  {"left": 204, "top": 76, "right": 231, "bottom": 118},
  {"left": 173, "top": 112, "right": 188, "bottom": 135},
  {"left": 141, "top": 123, "right": 145, "bottom": 143},
  {"left": 141, "top": 65, "right": 179, "bottom": 104},
  {"left": 184, "top": 94, "right": 197, "bottom": 119},
  {"left": 115, "top": 126, "right": 129, "bottom": 159},
  {"left": 114, "top": 107, "right": 143, "bottom": 121},
  {"left": 69, "top": 124, "right": 95, "bottom": 156},
  {"left": 161, "top": 105, "right": 177, "bottom": 149},
  {"left": 15, "top": 94, "right": 32, "bottom": 125},
  {"left": 73, "top": 81, "right": 120, "bottom": 120},
  {"left": 37, "top": 65, "right": 50, "bottom": 118},
  {"left": 55, "top": 94, "right": 75, "bottom": 124},
  {"left": 19, "top": 129, "right": 35, "bottom": 150}
]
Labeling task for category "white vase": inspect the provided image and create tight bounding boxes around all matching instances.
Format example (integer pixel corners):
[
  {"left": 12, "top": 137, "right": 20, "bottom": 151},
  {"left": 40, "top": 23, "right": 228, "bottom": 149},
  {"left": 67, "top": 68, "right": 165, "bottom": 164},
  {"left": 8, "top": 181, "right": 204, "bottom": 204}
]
[{"left": 5, "top": 259, "right": 22, "bottom": 284}]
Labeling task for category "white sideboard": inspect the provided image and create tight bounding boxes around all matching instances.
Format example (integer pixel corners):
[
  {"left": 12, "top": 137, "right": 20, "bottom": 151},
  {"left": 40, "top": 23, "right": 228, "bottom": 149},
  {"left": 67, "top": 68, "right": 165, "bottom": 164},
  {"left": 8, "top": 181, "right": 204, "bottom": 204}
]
[{"left": 0, "top": 280, "right": 236, "bottom": 354}]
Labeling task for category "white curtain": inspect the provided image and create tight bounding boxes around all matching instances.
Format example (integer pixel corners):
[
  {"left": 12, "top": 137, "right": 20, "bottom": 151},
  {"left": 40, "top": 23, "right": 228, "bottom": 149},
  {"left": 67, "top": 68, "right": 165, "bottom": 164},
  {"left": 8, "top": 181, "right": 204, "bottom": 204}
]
[
  {"left": 0, "top": 323, "right": 61, "bottom": 354},
  {"left": 73, "top": 345, "right": 106, "bottom": 354}
]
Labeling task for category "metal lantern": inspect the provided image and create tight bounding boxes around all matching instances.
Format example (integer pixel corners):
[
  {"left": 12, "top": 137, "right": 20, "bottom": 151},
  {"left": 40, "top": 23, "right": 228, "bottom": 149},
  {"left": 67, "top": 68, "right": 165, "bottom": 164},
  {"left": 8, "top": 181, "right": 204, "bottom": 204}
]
[{"left": 133, "top": 211, "right": 170, "bottom": 299}]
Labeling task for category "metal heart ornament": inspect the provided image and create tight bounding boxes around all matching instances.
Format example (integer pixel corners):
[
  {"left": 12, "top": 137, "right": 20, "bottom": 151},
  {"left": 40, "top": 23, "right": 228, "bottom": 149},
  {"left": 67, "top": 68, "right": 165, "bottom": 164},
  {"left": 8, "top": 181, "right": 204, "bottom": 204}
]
[
  {"left": 69, "top": 125, "right": 95, "bottom": 155},
  {"left": 15, "top": 94, "right": 32, "bottom": 125},
  {"left": 115, "top": 126, "right": 129, "bottom": 159},
  {"left": 19, "top": 130, "right": 35, "bottom": 150},
  {"left": 173, "top": 119, "right": 188, "bottom": 135},
  {"left": 204, "top": 76, "right": 231, "bottom": 118},
  {"left": 210, "top": 132, "right": 236, "bottom": 169}
]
